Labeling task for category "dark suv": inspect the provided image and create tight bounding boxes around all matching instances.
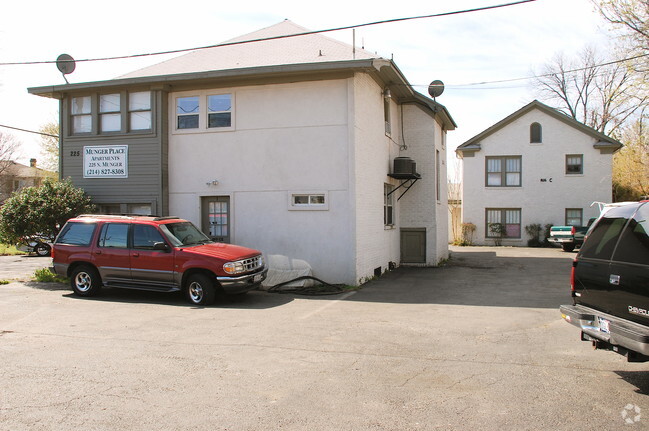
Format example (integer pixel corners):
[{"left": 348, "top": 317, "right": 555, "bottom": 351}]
[
  {"left": 51, "top": 215, "right": 267, "bottom": 306},
  {"left": 560, "top": 201, "right": 649, "bottom": 361}
]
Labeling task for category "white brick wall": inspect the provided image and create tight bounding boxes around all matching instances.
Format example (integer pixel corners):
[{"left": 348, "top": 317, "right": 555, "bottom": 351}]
[{"left": 461, "top": 108, "right": 614, "bottom": 246}]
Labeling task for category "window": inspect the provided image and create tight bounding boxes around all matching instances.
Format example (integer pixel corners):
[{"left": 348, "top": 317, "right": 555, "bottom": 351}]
[
  {"left": 565, "top": 209, "right": 583, "bottom": 226},
  {"left": 177, "top": 96, "right": 200, "bottom": 129},
  {"left": 566, "top": 154, "right": 583, "bottom": 174},
  {"left": 71, "top": 96, "right": 92, "bottom": 134},
  {"left": 289, "top": 193, "right": 327, "bottom": 211},
  {"left": 384, "top": 97, "right": 391, "bottom": 135},
  {"left": 384, "top": 184, "right": 394, "bottom": 225},
  {"left": 132, "top": 225, "right": 166, "bottom": 250},
  {"left": 56, "top": 222, "right": 97, "bottom": 246},
  {"left": 530, "top": 122, "right": 542, "bottom": 143},
  {"left": 580, "top": 204, "right": 636, "bottom": 260},
  {"left": 70, "top": 91, "right": 152, "bottom": 135},
  {"left": 129, "top": 91, "right": 152, "bottom": 131},
  {"left": 486, "top": 208, "right": 521, "bottom": 238},
  {"left": 208, "top": 94, "right": 232, "bottom": 128},
  {"left": 486, "top": 156, "right": 521, "bottom": 187},
  {"left": 436, "top": 150, "right": 441, "bottom": 201},
  {"left": 612, "top": 203, "right": 649, "bottom": 265},
  {"left": 99, "top": 223, "right": 129, "bottom": 248},
  {"left": 99, "top": 94, "right": 121, "bottom": 132}
]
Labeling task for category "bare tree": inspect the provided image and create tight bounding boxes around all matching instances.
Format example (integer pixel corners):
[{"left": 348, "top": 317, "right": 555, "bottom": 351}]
[
  {"left": 447, "top": 158, "right": 462, "bottom": 244},
  {"left": 593, "top": 0, "right": 649, "bottom": 73},
  {"left": 533, "top": 46, "right": 647, "bottom": 135},
  {"left": 0, "top": 131, "right": 20, "bottom": 176}
]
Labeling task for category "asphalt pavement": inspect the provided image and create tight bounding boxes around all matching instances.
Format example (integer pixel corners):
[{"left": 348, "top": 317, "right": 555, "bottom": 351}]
[{"left": 1, "top": 246, "right": 647, "bottom": 430}]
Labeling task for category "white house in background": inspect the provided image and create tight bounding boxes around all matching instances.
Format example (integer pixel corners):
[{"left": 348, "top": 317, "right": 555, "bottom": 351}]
[
  {"left": 29, "top": 20, "right": 456, "bottom": 285},
  {"left": 456, "top": 100, "right": 622, "bottom": 246}
]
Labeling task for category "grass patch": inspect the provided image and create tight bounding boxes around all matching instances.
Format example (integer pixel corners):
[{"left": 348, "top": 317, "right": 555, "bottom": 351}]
[
  {"left": 33, "top": 268, "right": 68, "bottom": 283},
  {"left": 0, "top": 280, "right": 9, "bottom": 285},
  {"left": 0, "top": 244, "right": 26, "bottom": 256}
]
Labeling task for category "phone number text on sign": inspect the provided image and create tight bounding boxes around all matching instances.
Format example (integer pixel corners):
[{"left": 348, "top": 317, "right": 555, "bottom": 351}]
[{"left": 83, "top": 145, "right": 128, "bottom": 178}]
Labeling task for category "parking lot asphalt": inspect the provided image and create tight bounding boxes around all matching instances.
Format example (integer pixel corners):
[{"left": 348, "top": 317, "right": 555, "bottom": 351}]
[{"left": 1, "top": 246, "right": 648, "bottom": 430}]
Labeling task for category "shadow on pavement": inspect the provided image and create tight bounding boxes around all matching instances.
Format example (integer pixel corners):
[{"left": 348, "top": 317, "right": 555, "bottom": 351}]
[
  {"left": 346, "top": 248, "right": 575, "bottom": 309},
  {"left": 615, "top": 371, "right": 649, "bottom": 395}
]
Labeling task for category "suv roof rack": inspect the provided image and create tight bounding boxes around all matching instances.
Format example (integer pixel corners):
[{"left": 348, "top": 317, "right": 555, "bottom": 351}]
[{"left": 77, "top": 214, "right": 181, "bottom": 221}]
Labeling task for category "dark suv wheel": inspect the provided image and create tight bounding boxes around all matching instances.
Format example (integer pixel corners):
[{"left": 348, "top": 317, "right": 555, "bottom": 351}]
[
  {"left": 70, "top": 265, "right": 102, "bottom": 297},
  {"left": 185, "top": 273, "right": 216, "bottom": 306}
]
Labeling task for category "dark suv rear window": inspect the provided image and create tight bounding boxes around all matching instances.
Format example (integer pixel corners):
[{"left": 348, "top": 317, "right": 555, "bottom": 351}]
[
  {"left": 579, "top": 205, "right": 637, "bottom": 260},
  {"left": 612, "top": 203, "right": 649, "bottom": 265},
  {"left": 56, "top": 222, "right": 97, "bottom": 246}
]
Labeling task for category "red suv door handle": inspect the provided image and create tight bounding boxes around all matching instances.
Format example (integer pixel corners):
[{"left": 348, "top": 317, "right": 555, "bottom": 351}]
[{"left": 132, "top": 252, "right": 140, "bottom": 258}]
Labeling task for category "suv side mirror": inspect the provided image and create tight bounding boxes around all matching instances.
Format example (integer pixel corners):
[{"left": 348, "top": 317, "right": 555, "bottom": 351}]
[{"left": 153, "top": 242, "right": 170, "bottom": 252}]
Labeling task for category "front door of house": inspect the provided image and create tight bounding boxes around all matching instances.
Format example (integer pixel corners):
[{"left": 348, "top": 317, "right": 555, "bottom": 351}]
[{"left": 201, "top": 196, "right": 230, "bottom": 243}]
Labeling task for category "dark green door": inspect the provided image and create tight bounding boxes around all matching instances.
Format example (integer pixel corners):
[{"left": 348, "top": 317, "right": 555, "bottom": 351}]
[{"left": 401, "top": 228, "right": 426, "bottom": 263}]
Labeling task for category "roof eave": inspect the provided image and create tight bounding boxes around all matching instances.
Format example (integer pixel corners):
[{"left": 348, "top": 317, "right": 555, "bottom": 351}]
[{"left": 28, "top": 59, "right": 380, "bottom": 98}]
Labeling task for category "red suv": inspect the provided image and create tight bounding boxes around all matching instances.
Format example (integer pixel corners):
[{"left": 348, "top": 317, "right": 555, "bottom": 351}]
[{"left": 51, "top": 215, "right": 267, "bottom": 305}]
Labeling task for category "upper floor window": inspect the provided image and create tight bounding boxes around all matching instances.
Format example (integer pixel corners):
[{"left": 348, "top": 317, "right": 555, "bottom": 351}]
[
  {"left": 177, "top": 96, "right": 200, "bottom": 129},
  {"left": 486, "top": 156, "right": 521, "bottom": 187},
  {"left": 566, "top": 154, "right": 583, "bottom": 174},
  {"left": 100, "top": 94, "right": 121, "bottom": 133},
  {"left": 129, "top": 92, "right": 152, "bottom": 131},
  {"left": 70, "top": 91, "right": 152, "bottom": 135},
  {"left": 530, "top": 122, "right": 542, "bottom": 143},
  {"left": 71, "top": 96, "right": 92, "bottom": 134},
  {"left": 208, "top": 94, "right": 232, "bottom": 128},
  {"left": 384, "top": 97, "right": 391, "bottom": 136}
]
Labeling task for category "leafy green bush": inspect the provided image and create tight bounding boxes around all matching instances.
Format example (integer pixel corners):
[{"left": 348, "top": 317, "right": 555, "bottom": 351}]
[
  {"left": 33, "top": 268, "right": 68, "bottom": 283},
  {"left": 0, "top": 178, "right": 95, "bottom": 245}
]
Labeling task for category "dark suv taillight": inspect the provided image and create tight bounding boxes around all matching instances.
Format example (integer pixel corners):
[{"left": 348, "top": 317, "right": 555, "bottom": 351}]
[{"left": 570, "top": 259, "right": 577, "bottom": 294}]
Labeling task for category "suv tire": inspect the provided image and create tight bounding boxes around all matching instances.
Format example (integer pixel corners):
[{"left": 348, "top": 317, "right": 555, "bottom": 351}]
[
  {"left": 71, "top": 265, "right": 102, "bottom": 297},
  {"left": 562, "top": 244, "right": 575, "bottom": 252},
  {"left": 35, "top": 243, "right": 51, "bottom": 256},
  {"left": 185, "top": 273, "right": 216, "bottom": 306}
]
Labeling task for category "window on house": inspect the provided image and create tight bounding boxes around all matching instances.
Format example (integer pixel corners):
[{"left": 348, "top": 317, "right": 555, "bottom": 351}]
[
  {"left": 530, "top": 122, "right": 542, "bottom": 143},
  {"left": 177, "top": 96, "right": 200, "bottom": 129},
  {"left": 292, "top": 194, "right": 325, "bottom": 206},
  {"left": 436, "top": 150, "right": 441, "bottom": 201},
  {"left": 384, "top": 98, "right": 391, "bottom": 135},
  {"left": 486, "top": 156, "right": 521, "bottom": 187},
  {"left": 129, "top": 91, "right": 152, "bottom": 131},
  {"left": 565, "top": 208, "right": 583, "bottom": 226},
  {"left": 384, "top": 184, "right": 394, "bottom": 225},
  {"left": 566, "top": 154, "right": 583, "bottom": 174},
  {"left": 208, "top": 94, "right": 232, "bottom": 128},
  {"left": 99, "top": 93, "right": 121, "bottom": 133},
  {"left": 486, "top": 208, "right": 521, "bottom": 238},
  {"left": 71, "top": 96, "right": 92, "bottom": 134}
]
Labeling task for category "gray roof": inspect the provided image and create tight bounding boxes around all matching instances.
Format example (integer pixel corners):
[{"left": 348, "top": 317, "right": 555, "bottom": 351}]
[
  {"left": 121, "top": 20, "right": 379, "bottom": 78},
  {"left": 456, "top": 99, "right": 622, "bottom": 154},
  {"left": 28, "top": 20, "right": 456, "bottom": 130}
]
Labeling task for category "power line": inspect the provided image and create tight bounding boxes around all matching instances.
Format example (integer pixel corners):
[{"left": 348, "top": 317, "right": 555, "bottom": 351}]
[
  {"left": 0, "top": 0, "right": 537, "bottom": 67},
  {"left": 0, "top": 124, "right": 58, "bottom": 138}
]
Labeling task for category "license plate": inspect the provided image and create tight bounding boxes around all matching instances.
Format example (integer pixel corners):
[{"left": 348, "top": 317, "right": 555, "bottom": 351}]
[
  {"left": 598, "top": 317, "right": 610, "bottom": 333},
  {"left": 253, "top": 274, "right": 263, "bottom": 283}
]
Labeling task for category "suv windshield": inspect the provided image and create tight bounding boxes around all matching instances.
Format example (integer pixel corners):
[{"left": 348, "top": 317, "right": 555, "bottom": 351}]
[{"left": 160, "top": 222, "right": 212, "bottom": 247}]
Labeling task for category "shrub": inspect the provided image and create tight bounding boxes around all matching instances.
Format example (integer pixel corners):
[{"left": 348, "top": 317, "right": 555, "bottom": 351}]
[{"left": 33, "top": 268, "right": 68, "bottom": 283}]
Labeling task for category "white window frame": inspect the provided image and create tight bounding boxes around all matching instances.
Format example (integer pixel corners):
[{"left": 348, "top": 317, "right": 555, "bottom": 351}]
[
  {"left": 385, "top": 183, "right": 395, "bottom": 226},
  {"left": 288, "top": 192, "right": 329, "bottom": 211},
  {"left": 172, "top": 90, "right": 235, "bottom": 134}
]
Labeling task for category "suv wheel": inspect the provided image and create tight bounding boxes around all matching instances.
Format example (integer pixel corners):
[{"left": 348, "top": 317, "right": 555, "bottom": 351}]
[
  {"left": 185, "top": 273, "right": 216, "bottom": 306},
  {"left": 70, "top": 265, "right": 102, "bottom": 297}
]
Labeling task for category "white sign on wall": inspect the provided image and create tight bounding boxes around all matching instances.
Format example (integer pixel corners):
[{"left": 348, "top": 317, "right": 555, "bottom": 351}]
[{"left": 83, "top": 145, "right": 128, "bottom": 178}]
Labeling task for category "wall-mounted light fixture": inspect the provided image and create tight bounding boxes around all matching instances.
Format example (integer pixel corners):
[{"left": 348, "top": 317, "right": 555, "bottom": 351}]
[
  {"left": 383, "top": 88, "right": 391, "bottom": 99},
  {"left": 206, "top": 179, "right": 219, "bottom": 186}
]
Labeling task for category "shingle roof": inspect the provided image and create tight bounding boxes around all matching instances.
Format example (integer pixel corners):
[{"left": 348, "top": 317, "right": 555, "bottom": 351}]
[{"left": 120, "top": 20, "right": 380, "bottom": 79}]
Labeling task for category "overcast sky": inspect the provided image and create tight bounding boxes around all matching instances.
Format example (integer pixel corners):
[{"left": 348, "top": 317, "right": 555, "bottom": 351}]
[{"left": 1, "top": 0, "right": 611, "bottom": 173}]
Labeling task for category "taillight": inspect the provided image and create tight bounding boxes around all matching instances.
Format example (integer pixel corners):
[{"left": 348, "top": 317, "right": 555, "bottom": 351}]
[
  {"left": 571, "top": 226, "right": 576, "bottom": 235},
  {"left": 570, "top": 259, "right": 577, "bottom": 293},
  {"left": 50, "top": 247, "right": 55, "bottom": 260}
]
